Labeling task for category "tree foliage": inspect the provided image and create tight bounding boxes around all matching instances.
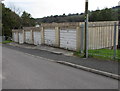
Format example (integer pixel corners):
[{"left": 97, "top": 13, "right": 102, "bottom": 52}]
[
  {"left": 36, "top": 6, "right": 120, "bottom": 23},
  {"left": 2, "top": 4, "right": 36, "bottom": 37},
  {"left": 21, "top": 11, "right": 35, "bottom": 27},
  {"left": 2, "top": 3, "right": 22, "bottom": 37}
]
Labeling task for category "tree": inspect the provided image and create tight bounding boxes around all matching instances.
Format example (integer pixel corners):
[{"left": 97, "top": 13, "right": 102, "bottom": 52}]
[
  {"left": 99, "top": 8, "right": 113, "bottom": 21},
  {"left": 2, "top": 3, "right": 36, "bottom": 38},
  {"left": 2, "top": 3, "right": 22, "bottom": 38},
  {"left": 36, "top": 6, "right": 119, "bottom": 23},
  {"left": 21, "top": 11, "right": 35, "bottom": 27}
]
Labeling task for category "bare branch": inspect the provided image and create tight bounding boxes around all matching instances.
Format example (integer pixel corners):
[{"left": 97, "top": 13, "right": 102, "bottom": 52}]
[{"left": 8, "top": 2, "right": 23, "bottom": 16}]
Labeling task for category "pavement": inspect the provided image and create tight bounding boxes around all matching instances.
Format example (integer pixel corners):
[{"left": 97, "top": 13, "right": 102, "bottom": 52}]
[
  {"left": 4, "top": 42, "right": 120, "bottom": 79},
  {"left": 2, "top": 46, "right": 119, "bottom": 89},
  {"left": 9, "top": 42, "right": 74, "bottom": 56}
]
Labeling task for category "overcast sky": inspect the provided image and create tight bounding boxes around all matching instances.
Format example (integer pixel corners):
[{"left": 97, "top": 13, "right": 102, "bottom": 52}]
[{"left": 2, "top": 0, "right": 120, "bottom": 18}]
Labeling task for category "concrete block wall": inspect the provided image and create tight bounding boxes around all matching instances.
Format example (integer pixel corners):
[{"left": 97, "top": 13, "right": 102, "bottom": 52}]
[{"left": 12, "top": 21, "right": 119, "bottom": 51}]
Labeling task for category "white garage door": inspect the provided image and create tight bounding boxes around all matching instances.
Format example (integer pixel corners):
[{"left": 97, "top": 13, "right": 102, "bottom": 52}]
[
  {"left": 60, "top": 29, "right": 77, "bottom": 51},
  {"left": 25, "top": 31, "right": 32, "bottom": 44},
  {"left": 44, "top": 29, "right": 56, "bottom": 46},
  {"left": 33, "top": 31, "right": 41, "bottom": 45},
  {"left": 19, "top": 32, "right": 24, "bottom": 44},
  {"left": 13, "top": 32, "right": 18, "bottom": 42},
  {"left": 13, "top": 33, "right": 15, "bottom": 42}
]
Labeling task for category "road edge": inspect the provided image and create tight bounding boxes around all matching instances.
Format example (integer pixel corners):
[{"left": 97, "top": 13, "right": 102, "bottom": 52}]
[
  {"left": 57, "top": 61, "right": 120, "bottom": 80},
  {"left": 24, "top": 52, "right": 120, "bottom": 80}
]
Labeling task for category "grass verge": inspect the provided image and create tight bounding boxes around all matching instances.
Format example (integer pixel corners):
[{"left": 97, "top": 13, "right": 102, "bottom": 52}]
[
  {"left": 74, "top": 49, "right": 120, "bottom": 61},
  {"left": 0, "top": 40, "right": 13, "bottom": 44}
]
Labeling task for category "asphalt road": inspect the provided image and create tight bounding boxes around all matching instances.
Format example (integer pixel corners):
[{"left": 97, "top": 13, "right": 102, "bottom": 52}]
[
  {"left": 3, "top": 44, "right": 118, "bottom": 75},
  {"left": 2, "top": 46, "right": 118, "bottom": 89}
]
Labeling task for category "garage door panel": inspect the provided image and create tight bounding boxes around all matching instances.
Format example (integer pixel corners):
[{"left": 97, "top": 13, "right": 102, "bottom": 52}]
[
  {"left": 13, "top": 33, "right": 18, "bottom": 42},
  {"left": 25, "top": 31, "right": 32, "bottom": 44},
  {"left": 13, "top": 33, "right": 15, "bottom": 42},
  {"left": 60, "top": 29, "right": 77, "bottom": 51},
  {"left": 45, "top": 35, "right": 55, "bottom": 37},
  {"left": 33, "top": 31, "right": 41, "bottom": 45},
  {"left": 19, "top": 33, "right": 24, "bottom": 44},
  {"left": 44, "top": 29, "right": 56, "bottom": 46}
]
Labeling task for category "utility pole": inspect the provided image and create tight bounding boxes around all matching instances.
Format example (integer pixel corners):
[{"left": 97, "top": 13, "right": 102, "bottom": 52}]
[{"left": 84, "top": 0, "right": 89, "bottom": 58}]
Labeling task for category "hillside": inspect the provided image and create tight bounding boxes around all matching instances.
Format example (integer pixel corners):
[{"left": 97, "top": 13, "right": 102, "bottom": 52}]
[{"left": 36, "top": 6, "right": 120, "bottom": 24}]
